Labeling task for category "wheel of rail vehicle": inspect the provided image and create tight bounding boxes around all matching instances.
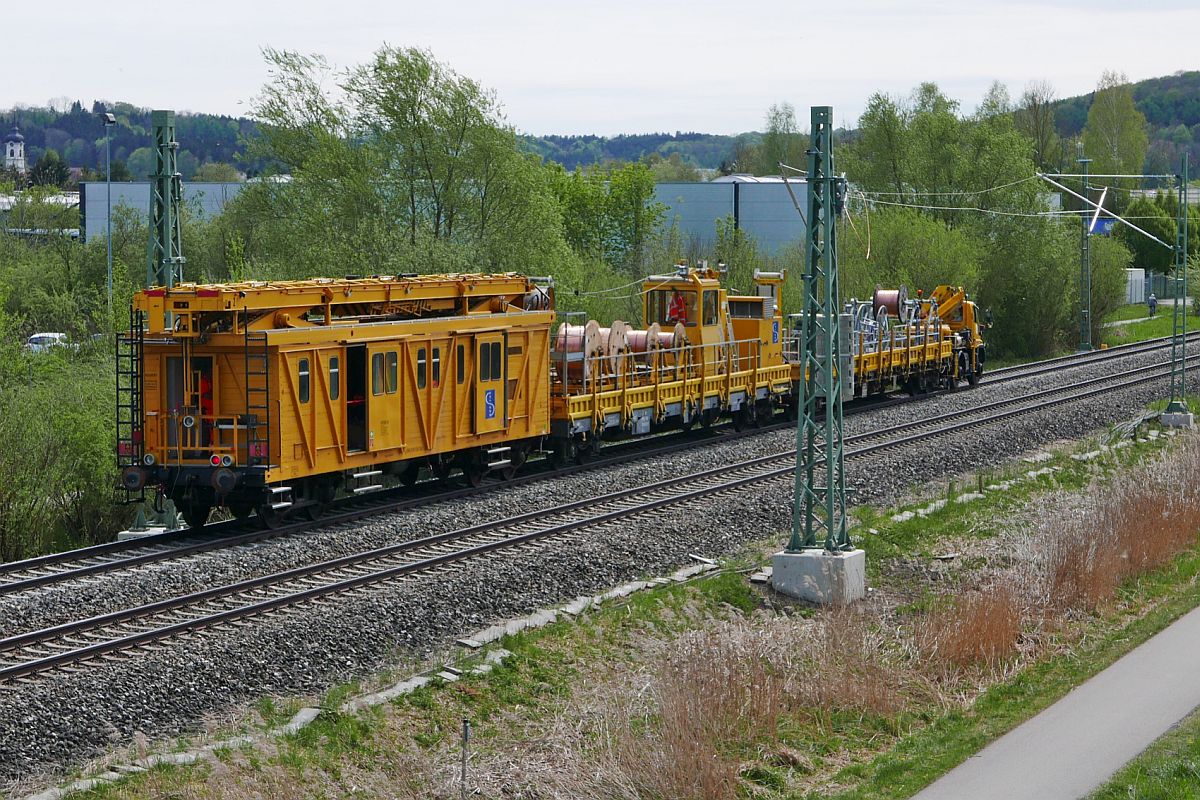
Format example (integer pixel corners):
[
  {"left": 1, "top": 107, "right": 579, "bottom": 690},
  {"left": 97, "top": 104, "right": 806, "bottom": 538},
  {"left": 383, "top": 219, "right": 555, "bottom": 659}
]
[
  {"left": 733, "top": 403, "right": 755, "bottom": 432},
  {"left": 463, "top": 455, "right": 487, "bottom": 488},
  {"left": 501, "top": 444, "right": 527, "bottom": 481},
  {"left": 575, "top": 433, "right": 600, "bottom": 465},
  {"left": 181, "top": 502, "right": 211, "bottom": 531},
  {"left": 399, "top": 460, "right": 422, "bottom": 487},
  {"left": 968, "top": 361, "right": 981, "bottom": 388},
  {"left": 257, "top": 503, "right": 286, "bottom": 530}
]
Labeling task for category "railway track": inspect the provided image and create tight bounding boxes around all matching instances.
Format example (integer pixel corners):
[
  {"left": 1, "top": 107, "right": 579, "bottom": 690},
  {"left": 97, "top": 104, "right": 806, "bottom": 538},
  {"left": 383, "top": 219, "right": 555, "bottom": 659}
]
[
  {"left": 0, "top": 333, "right": 1189, "bottom": 601},
  {"left": 0, "top": 356, "right": 1179, "bottom": 684}
]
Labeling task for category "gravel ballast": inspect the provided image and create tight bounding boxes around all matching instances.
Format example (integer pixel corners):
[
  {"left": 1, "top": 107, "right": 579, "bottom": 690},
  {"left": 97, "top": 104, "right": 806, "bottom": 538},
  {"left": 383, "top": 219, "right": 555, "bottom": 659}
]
[{"left": 0, "top": 351, "right": 1193, "bottom": 787}]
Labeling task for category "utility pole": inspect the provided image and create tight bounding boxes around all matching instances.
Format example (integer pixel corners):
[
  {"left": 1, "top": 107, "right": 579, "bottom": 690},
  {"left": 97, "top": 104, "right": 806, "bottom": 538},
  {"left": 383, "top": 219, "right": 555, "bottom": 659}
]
[
  {"left": 1078, "top": 144, "right": 1093, "bottom": 352},
  {"left": 773, "top": 106, "right": 864, "bottom": 606},
  {"left": 147, "top": 110, "right": 185, "bottom": 290},
  {"left": 1166, "top": 155, "right": 1191, "bottom": 424}
]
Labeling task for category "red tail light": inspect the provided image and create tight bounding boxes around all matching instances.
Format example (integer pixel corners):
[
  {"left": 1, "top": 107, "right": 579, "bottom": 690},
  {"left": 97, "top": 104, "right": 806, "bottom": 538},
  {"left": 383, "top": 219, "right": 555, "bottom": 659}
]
[{"left": 209, "top": 455, "right": 222, "bottom": 466}]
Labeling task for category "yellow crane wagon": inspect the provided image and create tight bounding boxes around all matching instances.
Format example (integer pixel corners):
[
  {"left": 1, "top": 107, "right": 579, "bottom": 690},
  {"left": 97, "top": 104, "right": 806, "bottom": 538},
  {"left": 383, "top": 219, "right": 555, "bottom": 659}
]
[{"left": 118, "top": 274, "right": 556, "bottom": 528}]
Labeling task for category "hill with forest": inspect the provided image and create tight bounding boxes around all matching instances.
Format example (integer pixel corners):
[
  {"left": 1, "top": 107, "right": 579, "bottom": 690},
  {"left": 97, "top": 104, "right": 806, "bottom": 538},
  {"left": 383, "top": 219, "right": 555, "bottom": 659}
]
[
  {"left": 2, "top": 70, "right": 1198, "bottom": 182},
  {"left": 1054, "top": 70, "right": 1200, "bottom": 174}
]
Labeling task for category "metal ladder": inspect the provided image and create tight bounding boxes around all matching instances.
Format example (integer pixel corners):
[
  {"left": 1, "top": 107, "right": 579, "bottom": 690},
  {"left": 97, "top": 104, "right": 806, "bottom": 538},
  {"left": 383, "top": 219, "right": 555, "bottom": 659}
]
[
  {"left": 116, "top": 309, "right": 145, "bottom": 503},
  {"left": 244, "top": 331, "right": 271, "bottom": 467}
]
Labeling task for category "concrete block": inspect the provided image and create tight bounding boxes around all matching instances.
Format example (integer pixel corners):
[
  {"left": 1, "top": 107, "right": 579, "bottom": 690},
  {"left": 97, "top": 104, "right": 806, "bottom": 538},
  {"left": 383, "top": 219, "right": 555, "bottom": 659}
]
[
  {"left": 891, "top": 510, "right": 915, "bottom": 522},
  {"left": 558, "top": 596, "right": 595, "bottom": 616},
  {"left": 116, "top": 526, "right": 167, "bottom": 542},
  {"left": 669, "top": 563, "right": 717, "bottom": 582},
  {"left": 770, "top": 549, "right": 866, "bottom": 605},
  {"left": 1023, "top": 451, "right": 1053, "bottom": 463},
  {"left": 1161, "top": 412, "right": 1193, "bottom": 429},
  {"left": 954, "top": 492, "right": 984, "bottom": 504}
]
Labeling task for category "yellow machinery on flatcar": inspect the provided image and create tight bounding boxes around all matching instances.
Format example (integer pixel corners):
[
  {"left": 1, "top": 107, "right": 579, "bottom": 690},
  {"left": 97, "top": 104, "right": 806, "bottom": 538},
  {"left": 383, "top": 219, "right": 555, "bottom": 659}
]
[
  {"left": 549, "top": 264, "right": 794, "bottom": 461},
  {"left": 118, "top": 274, "right": 555, "bottom": 528}
]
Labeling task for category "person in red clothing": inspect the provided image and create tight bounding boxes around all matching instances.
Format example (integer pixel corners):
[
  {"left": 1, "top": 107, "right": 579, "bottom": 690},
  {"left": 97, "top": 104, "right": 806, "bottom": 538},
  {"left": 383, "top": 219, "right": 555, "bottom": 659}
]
[{"left": 667, "top": 289, "right": 687, "bottom": 324}]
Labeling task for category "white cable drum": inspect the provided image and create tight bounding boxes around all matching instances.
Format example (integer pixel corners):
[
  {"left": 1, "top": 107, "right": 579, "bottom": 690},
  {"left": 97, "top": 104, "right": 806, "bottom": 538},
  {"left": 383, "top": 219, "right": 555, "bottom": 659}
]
[{"left": 597, "top": 320, "right": 631, "bottom": 376}]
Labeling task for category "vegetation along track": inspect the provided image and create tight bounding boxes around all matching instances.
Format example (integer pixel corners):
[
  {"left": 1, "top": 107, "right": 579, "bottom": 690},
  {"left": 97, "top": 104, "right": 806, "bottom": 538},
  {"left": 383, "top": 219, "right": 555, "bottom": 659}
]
[
  {"left": 0, "top": 357, "right": 1178, "bottom": 684},
  {"left": 0, "top": 333, "right": 1189, "bottom": 599}
]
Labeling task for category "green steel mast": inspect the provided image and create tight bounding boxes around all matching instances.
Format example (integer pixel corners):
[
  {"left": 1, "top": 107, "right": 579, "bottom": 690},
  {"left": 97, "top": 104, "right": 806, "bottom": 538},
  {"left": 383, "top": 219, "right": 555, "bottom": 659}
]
[
  {"left": 1168, "top": 155, "right": 1190, "bottom": 413},
  {"left": 1078, "top": 149, "right": 1093, "bottom": 352},
  {"left": 147, "top": 110, "right": 185, "bottom": 289},
  {"left": 788, "top": 106, "right": 850, "bottom": 553}
]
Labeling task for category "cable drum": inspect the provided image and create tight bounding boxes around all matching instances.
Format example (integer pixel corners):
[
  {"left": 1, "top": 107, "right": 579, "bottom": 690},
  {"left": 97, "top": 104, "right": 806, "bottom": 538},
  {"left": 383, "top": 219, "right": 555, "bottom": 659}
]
[
  {"left": 873, "top": 284, "right": 911, "bottom": 323},
  {"left": 555, "top": 320, "right": 602, "bottom": 383},
  {"left": 597, "top": 320, "right": 632, "bottom": 377},
  {"left": 626, "top": 322, "right": 663, "bottom": 370}
]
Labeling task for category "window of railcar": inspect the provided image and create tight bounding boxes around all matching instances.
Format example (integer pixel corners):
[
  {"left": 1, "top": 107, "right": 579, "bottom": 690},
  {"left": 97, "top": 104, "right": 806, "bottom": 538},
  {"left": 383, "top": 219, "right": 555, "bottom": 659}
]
[
  {"left": 386, "top": 352, "right": 398, "bottom": 394},
  {"left": 490, "top": 342, "right": 502, "bottom": 381},
  {"left": 329, "top": 356, "right": 340, "bottom": 400},
  {"left": 702, "top": 290, "right": 718, "bottom": 326},
  {"left": 432, "top": 347, "right": 441, "bottom": 386},
  {"left": 417, "top": 348, "right": 427, "bottom": 389},
  {"left": 298, "top": 358, "right": 311, "bottom": 403},
  {"left": 647, "top": 288, "right": 697, "bottom": 327},
  {"left": 457, "top": 344, "right": 465, "bottom": 384},
  {"left": 480, "top": 345, "right": 491, "bottom": 382},
  {"left": 371, "top": 353, "right": 384, "bottom": 396}
]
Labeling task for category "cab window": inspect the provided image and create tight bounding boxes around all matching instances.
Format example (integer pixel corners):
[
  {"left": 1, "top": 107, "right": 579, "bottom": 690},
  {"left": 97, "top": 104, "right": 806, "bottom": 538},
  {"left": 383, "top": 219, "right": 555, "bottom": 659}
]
[
  {"left": 647, "top": 289, "right": 697, "bottom": 327},
  {"left": 386, "top": 352, "right": 398, "bottom": 393},
  {"left": 702, "top": 290, "right": 718, "bottom": 326},
  {"left": 371, "top": 353, "right": 384, "bottom": 396},
  {"left": 298, "top": 358, "right": 310, "bottom": 403},
  {"left": 432, "top": 348, "right": 441, "bottom": 386},
  {"left": 456, "top": 344, "right": 465, "bottom": 384},
  {"left": 329, "top": 356, "right": 340, "bottom": 400},
  {"left": 417, "top": 348, "right": 427, "bottom": 389}
]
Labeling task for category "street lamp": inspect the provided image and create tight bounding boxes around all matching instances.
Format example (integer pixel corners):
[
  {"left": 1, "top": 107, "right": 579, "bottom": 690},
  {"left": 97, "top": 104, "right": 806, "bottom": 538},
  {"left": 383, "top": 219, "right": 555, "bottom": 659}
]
[{"left": 100, "top": 112, "right": 116, "bottom": 314}]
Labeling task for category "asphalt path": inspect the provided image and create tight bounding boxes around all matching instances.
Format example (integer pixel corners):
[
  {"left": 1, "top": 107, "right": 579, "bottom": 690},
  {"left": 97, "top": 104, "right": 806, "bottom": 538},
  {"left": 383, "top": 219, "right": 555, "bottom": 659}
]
[{"left": 911, "top": 603, "right": 1200, "bottom": 799}]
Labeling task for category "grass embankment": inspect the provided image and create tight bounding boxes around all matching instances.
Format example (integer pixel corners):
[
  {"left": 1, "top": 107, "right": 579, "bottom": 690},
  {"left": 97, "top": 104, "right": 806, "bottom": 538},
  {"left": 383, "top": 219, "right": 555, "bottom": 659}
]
[
  {"left": 67, "top": 416, "right": 1200, "bottom": 799},
  {"left": 1103, "top": 306, "right": 1200, "bottom": 346}
]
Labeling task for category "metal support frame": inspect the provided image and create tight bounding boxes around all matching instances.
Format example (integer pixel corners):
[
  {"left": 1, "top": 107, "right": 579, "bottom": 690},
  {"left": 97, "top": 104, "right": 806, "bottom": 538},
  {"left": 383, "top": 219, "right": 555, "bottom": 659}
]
[
  {"left": 1168, "top": 155, "right": 1191, "bottom": 413},
  {"left": 788, "top": 106, "right": 849, "bottom": 553},
  {"left": 147, "top": 109, "right": 185, "bottom": 290},
  {"left": 1078, "top": 151, "right": 1093, "bottom": 352}
]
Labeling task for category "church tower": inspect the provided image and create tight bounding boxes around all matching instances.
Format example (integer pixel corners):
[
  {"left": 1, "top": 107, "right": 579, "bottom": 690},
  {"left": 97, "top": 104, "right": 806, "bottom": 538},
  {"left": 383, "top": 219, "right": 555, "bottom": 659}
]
[{"left": 4, "top": 123, "right": 26, "bottom": 174}]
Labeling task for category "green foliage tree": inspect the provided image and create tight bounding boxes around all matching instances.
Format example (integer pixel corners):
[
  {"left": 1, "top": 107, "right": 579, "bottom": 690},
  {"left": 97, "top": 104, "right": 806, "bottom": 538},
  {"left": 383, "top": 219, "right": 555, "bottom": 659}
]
[
  {"left": 1120, "top": 196, "right": 1175, "bottom": 273},
  {"left": 192, "top": 162, "right": 242, "bottom": 182},
  {"left": 29, "top": 149, "right": 69, "bottom": 187},
  {"left": 647, "top": 152, "right": 700, "bottom": 182},
  {"left": 844, "top": 93, "right": 909, "bottom": 195},
  {"left": 226, "top": 46, "right": 573, "bottom": 279},
  {"left": 758, "top": 102, "right": 804, "bottom": 175},
  {"left": 1083, "top": 71, "right": 1150, "bottom": 178}
]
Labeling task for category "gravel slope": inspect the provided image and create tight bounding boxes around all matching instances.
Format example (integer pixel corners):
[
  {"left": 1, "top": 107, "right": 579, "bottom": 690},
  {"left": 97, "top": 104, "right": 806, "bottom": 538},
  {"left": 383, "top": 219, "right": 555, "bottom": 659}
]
[{"left": 0, "top": 351, "right": 1192, "bottom": 787}]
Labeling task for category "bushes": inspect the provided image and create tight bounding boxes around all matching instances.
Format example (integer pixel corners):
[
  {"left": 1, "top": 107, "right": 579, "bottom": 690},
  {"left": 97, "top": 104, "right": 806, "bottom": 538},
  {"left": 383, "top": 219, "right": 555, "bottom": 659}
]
[{"left": 0, "top": 339, "right": 123, "bottom": 560}]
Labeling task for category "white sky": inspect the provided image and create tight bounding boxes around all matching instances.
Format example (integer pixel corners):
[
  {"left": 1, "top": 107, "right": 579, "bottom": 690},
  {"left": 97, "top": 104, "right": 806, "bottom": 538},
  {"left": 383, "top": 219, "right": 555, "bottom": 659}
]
[{"left": 7, "top": 0, "right": 1198, "bottom": 135}]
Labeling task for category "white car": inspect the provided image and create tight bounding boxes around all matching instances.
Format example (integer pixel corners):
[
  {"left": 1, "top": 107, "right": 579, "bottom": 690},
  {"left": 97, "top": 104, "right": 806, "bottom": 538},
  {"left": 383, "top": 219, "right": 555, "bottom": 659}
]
[{"left": 25, "top": 332, "right": 70, "bottom": 353}]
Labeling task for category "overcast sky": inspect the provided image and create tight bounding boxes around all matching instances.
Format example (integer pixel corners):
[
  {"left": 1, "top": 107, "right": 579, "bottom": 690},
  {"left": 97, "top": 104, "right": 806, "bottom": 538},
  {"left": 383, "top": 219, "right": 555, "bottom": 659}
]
[{"left": 6, "top": 0, "right": 1197, "bottom": 135}]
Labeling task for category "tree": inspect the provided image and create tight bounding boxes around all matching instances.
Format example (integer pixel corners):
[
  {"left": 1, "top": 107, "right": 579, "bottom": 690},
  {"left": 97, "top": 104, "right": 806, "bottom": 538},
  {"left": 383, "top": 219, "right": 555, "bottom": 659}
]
[
  {"left": 1119, "top": 196, "right": 1175, "bottom": 273},
  {"left": 126, "top": 147, "right": 153, "bottom": 180},
  {"left": 758, "top": 102, "right": 803, "bottom": 175},
  {"left": 227, "top": 46, "right": 575, "bottom": 279},
  {"left": 845, "top": 93, "right": 909, "bottom": 195},
  {"left": 29, "top": 149, "right": 69, "bottom": 187},
  {"left": 647, "top": 152, "right": 700, "bottom": 182},
  {"left": 192, "top": 162, "right": 242, "bottom": 182},
  {"left": 1082, "top": 71, "right": 1149, "bottom": 177},
  {"left": 1015, "top": 79, "right": 1061, "bottom": 171}
]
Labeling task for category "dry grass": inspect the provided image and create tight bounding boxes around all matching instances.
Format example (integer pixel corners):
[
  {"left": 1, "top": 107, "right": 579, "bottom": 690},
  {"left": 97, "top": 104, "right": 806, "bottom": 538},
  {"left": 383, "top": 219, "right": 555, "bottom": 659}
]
[
  {"left": 920, "top": 582, "right": 1023, "bottom": 668},
  {"left": 1043, "top": 438, "right": 1200, "bottom": 614}
]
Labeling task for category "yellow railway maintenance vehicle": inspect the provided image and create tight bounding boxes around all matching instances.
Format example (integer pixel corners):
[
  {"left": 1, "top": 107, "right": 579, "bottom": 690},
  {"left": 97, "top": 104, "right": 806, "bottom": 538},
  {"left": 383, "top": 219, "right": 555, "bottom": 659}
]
[
  {"left": 118, "top": 273, "right": 556, "bottom": 528},
  {"left": 116, "top": 266, "right": 988, "bottom": 529}
]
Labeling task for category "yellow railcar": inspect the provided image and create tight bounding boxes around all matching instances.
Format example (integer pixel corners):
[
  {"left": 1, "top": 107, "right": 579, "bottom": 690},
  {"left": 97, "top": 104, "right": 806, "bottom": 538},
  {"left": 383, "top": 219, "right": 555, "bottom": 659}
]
[{"left": 119, "top": 274, "right": 554, "bottom": 527}]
